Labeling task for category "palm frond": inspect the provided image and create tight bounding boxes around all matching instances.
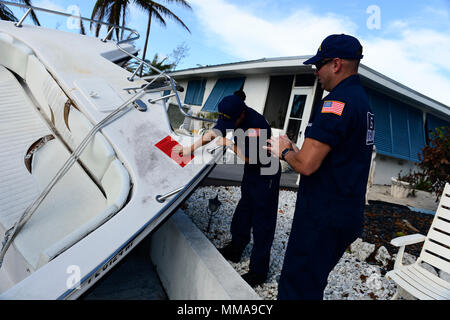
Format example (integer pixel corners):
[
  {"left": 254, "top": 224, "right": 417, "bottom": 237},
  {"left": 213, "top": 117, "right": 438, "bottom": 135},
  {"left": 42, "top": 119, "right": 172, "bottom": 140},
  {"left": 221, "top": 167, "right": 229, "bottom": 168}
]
[
  {"left": 164, "top": 0, "right": 192, "bottom": 11},
  {"left": 0, "top": 4, "right": 18, "bottom": 22},
  {"left": 15, "top": 0, "right": 40, "bottom": 26}
]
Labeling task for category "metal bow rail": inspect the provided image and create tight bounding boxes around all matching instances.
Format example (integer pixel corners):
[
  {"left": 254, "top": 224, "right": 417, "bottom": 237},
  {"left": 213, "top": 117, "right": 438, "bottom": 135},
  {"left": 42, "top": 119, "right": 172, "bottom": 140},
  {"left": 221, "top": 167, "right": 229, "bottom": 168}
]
[
  {"left": 0, "top": 1, "right": 217, "bottom": 268},
  {"left": 0, "top": 1, "right": 217, "bottom": 123}
]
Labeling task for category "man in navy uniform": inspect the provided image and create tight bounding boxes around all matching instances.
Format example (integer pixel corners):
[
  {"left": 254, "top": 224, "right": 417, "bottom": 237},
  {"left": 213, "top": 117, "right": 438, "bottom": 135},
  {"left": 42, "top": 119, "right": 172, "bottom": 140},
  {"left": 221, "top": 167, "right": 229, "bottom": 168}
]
[
  {"left": 265, "top": 34, "right": 374, "bottom": 299},
  {"left": 175, "top": 92, "right": 281, "bottom": 287}
]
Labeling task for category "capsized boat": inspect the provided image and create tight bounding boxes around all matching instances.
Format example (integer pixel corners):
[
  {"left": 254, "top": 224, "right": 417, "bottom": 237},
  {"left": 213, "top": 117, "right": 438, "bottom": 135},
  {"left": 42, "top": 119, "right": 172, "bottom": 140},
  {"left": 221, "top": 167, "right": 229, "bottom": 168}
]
[{"left": 0, "top": 1, "right": 223, "bottom": 299}]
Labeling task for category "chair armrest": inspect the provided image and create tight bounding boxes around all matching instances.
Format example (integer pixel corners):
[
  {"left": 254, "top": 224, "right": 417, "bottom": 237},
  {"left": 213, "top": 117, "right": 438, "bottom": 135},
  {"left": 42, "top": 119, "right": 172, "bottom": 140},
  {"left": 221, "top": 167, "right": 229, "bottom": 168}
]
[
  {"left": 390, "top": 234, "right": 426, "bottom": 247},
  {"left": 390, "top": 234, "right": 426, "bottom": 270}
]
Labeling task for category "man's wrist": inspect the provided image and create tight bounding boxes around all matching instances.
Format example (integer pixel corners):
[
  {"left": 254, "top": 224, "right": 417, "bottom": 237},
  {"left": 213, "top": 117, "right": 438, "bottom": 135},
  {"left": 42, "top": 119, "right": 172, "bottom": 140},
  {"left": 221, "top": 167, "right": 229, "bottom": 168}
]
[{"left": 281, "top": 148, "right": 293, "bottom": 161}]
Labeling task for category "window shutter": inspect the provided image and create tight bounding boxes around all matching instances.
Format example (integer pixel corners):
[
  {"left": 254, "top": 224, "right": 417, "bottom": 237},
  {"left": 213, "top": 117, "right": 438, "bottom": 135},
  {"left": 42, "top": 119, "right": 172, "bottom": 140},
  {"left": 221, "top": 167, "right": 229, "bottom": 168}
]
[
  {"left": 427, "top": 114, "right": 449, "bottom": 136},
  {"left": 407, "top": 108, "right": 425, "bottom": 161},
  {"left": 202, "top": 77, "right": 245, "bottom": 112},
  {"left": 368, "top": 90, "right": 392, "bottom": 155},
  {"left": 390, "top": 101, "right": 410, "bottom": 159},
  {"left": 184, "top": 79, "right": 206, "bottom": 106}
]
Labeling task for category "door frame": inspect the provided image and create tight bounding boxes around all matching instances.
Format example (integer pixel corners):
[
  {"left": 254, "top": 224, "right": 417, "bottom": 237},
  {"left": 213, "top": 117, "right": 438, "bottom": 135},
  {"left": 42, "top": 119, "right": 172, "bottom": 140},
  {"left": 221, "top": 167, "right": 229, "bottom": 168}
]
[{"left": 283, "top": 87, "right": 315, "bottom": 146}]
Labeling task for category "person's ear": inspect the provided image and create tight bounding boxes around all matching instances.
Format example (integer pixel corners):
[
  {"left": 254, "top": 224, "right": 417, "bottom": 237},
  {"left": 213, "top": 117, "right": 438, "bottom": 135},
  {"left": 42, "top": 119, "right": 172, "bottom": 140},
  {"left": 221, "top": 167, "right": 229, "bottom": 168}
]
[{"left": 333, "top": 58, "right": 343, "bottom": 73}]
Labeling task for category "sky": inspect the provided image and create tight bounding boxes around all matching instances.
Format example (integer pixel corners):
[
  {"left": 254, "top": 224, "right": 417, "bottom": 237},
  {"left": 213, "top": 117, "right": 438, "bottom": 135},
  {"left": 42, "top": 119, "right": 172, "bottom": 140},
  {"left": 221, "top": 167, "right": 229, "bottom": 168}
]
[{"left": 5, "top": 0, "right": 450, "bottom": 106}]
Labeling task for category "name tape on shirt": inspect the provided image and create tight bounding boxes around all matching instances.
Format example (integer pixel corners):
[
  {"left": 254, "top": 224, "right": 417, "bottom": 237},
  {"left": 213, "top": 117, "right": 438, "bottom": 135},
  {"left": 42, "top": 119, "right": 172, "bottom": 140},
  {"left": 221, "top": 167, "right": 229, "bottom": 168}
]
[{"left": 321, "top": 100, "right": 346, "bottom": 116}]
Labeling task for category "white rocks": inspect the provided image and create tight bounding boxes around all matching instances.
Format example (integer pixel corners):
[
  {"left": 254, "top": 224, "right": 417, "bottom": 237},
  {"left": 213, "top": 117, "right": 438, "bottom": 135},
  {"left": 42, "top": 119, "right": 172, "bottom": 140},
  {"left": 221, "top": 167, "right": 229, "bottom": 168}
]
[
  {"left": 280, "top": 160, "right": 293, "bottom": 173},
  {"left": 184, "top": 186, "right": 398, "bottom": 300},
  {"left": 375, "top": 246, "right": 391, "bottom": 267},
  {"left": 392, "top": 252, "right": 417, "bottom": 266},
  {"left": 324, "top": 252, "right": 397, "bottom": 300},
  {"left": 350, "top": 238, "right": 376, "bottom": 262}
]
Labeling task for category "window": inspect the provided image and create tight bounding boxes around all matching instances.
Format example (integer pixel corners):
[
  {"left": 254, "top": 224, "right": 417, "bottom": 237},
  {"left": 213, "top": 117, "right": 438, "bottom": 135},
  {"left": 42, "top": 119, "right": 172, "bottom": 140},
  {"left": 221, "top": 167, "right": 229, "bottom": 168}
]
[
  {"left": 294, "top": 74, "right": 316, "bottom": 87},
  {"left": 263, "top": 75, "right": 294, "bottom": 129},
  {"left": 367, "top": 88, "right": 426, "bottom": 162},
  {"left": 184, "top": 79, "right": 206, "bottom": 106},
  {"left": 201, "top": 77, "right": 245, "bottom": 112}
]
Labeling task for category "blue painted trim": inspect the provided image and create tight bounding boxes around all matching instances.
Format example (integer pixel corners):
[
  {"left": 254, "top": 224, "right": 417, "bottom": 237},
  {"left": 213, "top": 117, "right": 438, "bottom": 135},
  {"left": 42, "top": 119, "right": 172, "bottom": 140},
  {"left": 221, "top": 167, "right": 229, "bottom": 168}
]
[
  {"left": 376, "top": 149, "right": 420, "bottom": 163},
  {"left": 407, "top": 206, "right": 436, "bottom": 216}
]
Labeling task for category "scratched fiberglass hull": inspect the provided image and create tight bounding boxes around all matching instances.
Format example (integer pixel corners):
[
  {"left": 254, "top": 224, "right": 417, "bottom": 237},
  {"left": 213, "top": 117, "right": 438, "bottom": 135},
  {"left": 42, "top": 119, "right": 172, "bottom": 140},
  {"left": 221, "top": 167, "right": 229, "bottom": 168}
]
[{"left": 0, "top": 12, "right": 220, "bottom": 299}]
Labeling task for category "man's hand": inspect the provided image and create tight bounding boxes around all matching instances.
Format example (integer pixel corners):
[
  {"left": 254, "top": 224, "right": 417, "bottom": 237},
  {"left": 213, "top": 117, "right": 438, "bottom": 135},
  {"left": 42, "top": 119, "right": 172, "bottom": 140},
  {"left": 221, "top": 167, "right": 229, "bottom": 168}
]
[
  {"left": 216, "top": 137, "right": 233, "bottom": 148},
  {"left": 280, "top": 134, "right": 299, "bottom": 152},
  {"left": 264, "top": 135, "right": 293, "bottom": 159},
  {"left": 172, "top": 145, "right": 192, "bottom": 157}
]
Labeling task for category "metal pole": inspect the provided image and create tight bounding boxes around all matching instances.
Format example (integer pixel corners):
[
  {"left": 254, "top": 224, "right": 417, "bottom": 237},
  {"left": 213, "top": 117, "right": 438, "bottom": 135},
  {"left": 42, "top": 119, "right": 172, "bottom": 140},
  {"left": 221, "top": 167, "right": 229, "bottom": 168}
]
[
  {"left": 148, "top": 93, "right": 176, "bottom": 104},
  {"left": 156, "top": 186, "right": 184, "bottom": 203},
  {"left": 127, "top": 61, "right": 145, "bottom": 82},
  {"left": 101, "top": 27, "right": 116, "bottom": 42},
  {"left": 14, "top": 8, "right": 31, "bottom": 28}
]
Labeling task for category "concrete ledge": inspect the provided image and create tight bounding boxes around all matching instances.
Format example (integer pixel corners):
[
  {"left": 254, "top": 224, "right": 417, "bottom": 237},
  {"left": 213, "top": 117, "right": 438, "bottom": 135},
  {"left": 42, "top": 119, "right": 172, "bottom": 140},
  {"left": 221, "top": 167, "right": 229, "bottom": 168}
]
[{"left": 150, "top": 209, "right": 260, "bottom": 300}]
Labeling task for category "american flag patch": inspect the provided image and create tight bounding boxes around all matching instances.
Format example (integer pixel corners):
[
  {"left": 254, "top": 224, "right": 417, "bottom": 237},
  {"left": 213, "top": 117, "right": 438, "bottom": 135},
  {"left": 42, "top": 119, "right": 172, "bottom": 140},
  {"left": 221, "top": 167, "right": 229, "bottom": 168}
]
[
  {"left": 321, "top": 100, "right": 346, "bottom": 116},
  {"left": 247, "top": 128, "right": 260, "bottom": 137}
]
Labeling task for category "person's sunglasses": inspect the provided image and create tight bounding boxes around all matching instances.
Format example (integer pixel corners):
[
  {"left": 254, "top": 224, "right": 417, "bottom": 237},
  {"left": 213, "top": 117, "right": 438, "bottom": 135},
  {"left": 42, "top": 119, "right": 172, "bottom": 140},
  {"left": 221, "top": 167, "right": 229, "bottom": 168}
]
[{"left": 314, "top": 58, "right": 334, "bottom": 71}]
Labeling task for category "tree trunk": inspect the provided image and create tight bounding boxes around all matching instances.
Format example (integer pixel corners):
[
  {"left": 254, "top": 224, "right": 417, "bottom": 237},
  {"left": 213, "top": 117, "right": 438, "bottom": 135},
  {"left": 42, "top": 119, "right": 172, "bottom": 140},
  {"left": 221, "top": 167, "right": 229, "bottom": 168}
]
[
  {"left": 120, "top": 14, "right": 125, "bottom": 40},
  {"left": 140, "top": 7, "right": 153, "bottom": 77}
]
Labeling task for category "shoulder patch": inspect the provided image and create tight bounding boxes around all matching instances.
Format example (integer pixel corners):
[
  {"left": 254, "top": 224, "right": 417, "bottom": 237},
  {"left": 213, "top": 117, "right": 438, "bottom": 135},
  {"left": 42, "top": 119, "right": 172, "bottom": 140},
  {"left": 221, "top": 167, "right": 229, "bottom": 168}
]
[
  {"left": 366, "top": 112, "right": 375, "bottom": 145},
  {"left": 321, "top": 100, "right": 346, "bottom": 116},
  {"left": 246, "top": 128, "right": 260, "bottom": 137}
]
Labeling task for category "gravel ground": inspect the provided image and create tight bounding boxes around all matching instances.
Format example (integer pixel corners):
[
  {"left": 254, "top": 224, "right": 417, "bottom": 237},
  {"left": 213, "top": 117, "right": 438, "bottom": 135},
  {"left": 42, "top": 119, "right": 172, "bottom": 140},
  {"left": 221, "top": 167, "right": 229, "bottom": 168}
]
[{"left": 182, "top": 185, "right": 436, "bottom": 300}]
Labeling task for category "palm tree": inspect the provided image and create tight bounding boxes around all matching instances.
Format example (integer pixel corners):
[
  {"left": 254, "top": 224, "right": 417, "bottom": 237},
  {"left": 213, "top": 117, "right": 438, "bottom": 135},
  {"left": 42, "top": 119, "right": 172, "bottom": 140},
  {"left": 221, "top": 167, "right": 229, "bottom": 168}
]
[
  {"left": 126, "top": 53, "right": 174, "bottom": 76},
  {"left": 0, "top": 3, "right": 18, "bottom": 22},
  {"left": 91, "top": 0, "right": 130, "bottom": 40},
  {"left": 134, "top": 0, "right": 192, "bottom": 66},
  {"left": 0, "top": 1, "right": 40, "bottom": 25}
]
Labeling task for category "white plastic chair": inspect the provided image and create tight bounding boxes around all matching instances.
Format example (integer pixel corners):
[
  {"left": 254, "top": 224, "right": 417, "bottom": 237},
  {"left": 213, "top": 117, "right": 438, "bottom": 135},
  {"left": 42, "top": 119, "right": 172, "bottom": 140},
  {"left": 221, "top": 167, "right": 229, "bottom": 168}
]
[{"left": 386, "top": 183, "right": 450, "bottom": 300}]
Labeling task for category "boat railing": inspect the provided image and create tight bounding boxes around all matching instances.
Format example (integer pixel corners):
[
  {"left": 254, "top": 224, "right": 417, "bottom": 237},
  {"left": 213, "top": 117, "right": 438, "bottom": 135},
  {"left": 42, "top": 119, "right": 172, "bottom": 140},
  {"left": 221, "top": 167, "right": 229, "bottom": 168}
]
[
  {"left": 0, "top": 0, "right": 217, "bottom": 124},
  {"left": 0, "top": 1, "right": 219, "bottom": 269}
]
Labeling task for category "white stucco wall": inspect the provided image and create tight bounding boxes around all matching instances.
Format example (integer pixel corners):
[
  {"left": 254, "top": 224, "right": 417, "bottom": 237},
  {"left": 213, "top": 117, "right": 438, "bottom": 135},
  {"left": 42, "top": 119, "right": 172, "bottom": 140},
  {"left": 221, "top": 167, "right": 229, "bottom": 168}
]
[
  {"left": 242, "top": 75, "right": 270, "bottom": 114},
  {"left": 373, "top": 154, "right": 418, "bottom": 185}
]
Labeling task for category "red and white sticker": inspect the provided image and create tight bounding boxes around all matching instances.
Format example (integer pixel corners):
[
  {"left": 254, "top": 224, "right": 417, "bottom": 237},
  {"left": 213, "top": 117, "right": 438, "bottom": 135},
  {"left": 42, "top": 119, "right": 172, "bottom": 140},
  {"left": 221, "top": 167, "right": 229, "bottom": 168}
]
[{"left": 155, "top": 136, "right": 194, "bottom": 168}]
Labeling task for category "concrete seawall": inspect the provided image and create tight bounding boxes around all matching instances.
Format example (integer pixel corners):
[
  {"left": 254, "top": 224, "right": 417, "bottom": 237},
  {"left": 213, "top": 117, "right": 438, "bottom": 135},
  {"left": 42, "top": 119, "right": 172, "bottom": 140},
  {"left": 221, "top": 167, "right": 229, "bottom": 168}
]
[{"left": 150, "top": 209, "right": 260, "bottom": 300}]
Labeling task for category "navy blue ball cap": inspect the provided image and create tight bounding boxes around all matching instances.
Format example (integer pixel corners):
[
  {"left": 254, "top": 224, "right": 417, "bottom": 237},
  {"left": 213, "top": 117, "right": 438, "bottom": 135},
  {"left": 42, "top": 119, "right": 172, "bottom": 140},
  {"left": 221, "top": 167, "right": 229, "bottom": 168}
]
[
  {"left": 303, "top": 34, "right": 363, "bottom": 65},
  {"left": 213, "top": 95, "right": 247, "bottom": 134}
]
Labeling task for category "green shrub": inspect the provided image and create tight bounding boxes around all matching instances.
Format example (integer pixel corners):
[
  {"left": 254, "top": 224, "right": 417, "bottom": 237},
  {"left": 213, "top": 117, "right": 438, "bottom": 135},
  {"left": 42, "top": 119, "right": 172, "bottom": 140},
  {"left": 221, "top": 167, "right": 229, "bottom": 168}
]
[{"left": 398, "top": 126, "right": 449, "bottom": 201}]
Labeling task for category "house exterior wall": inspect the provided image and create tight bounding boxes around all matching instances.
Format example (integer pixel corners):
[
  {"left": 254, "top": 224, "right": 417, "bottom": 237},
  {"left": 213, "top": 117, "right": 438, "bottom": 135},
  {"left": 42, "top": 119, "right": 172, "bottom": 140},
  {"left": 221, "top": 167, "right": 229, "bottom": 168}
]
[
  {"left": 171, "top": 66, "right": 449, "bottom": 186},
  {"left": 373, "top": 154, "right": 417, "bottom": 185},
  {"left": 241, "top": 75, "right": 270, "bottom": 114}
]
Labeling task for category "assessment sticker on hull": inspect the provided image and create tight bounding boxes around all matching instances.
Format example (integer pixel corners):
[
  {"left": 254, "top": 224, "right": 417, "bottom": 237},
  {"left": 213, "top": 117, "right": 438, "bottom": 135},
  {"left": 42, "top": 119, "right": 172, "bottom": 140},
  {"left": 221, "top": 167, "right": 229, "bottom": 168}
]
[{"left": 155, "top": 136, "right": 194, "bottom": 168}]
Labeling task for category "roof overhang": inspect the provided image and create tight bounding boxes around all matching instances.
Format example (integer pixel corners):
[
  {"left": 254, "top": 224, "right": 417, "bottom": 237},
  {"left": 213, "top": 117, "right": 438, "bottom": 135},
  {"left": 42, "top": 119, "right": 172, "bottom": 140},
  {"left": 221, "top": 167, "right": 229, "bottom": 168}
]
[
  {"left": 169, "top": 56, "right": 450, "bottom": 119},
  {"left": 358, "top": 64, "right": 450, "bottom": 118},
  {"left": 169, "top": 56, "right": 314, "bottom": 80}
]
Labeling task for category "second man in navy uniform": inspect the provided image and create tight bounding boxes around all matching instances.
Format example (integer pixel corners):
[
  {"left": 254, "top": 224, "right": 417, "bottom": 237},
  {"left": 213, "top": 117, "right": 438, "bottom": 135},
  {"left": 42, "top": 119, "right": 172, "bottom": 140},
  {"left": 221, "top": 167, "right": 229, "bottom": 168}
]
[
  {"left": 175, "top": 91, "right": 281, "bottom": 287},
  {"left": 265, "top": 34, "right": 374, "bottom": 299}
]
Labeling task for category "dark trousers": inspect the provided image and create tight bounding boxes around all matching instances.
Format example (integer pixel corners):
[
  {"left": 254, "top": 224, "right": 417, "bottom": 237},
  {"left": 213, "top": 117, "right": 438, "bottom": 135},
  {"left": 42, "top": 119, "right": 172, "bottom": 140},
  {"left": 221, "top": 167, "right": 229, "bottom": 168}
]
[
  {"left": 277, "top": 201, "right": 362, "bottom": 300},
  {"left": 230, "top": 168, "right": 281, "bottom": 275}
]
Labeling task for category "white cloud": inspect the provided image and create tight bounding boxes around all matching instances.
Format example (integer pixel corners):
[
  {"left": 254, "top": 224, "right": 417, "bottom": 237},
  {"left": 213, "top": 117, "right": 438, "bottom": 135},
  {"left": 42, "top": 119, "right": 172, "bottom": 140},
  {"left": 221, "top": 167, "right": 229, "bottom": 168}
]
[
  {"left": 34, "top": 0, "right": 65, "bottom": 13},
  {"left": 423, "top": 6, "right": 449, "bottom": 19},
  {"left": 189, "top": 0, "right": 450, "bottom": 106},
  {"left": 189, "top": 0, "right": 357, "bottom": 59}
]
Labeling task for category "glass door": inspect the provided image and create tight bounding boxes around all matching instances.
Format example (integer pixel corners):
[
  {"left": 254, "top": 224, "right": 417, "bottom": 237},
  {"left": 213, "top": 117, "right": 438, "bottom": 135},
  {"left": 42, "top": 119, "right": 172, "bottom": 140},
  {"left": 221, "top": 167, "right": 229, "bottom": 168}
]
[{"left": 284, "top": 88, "right": 314, "bottom": 146}]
